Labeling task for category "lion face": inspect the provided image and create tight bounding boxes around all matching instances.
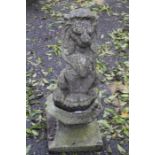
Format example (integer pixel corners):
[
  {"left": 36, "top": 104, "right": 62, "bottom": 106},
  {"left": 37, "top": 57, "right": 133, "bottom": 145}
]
[{"left": 71, "top": 19, "right": 95, "bottom": 47}]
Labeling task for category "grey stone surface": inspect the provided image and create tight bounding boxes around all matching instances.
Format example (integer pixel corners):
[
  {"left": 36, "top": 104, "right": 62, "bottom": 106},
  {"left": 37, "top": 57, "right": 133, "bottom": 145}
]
[
  {"left": 46, "top": 8, "right": 103, "bottom": 152},
  {"left": 64, "top": 8, "right": 98, "bottom": 20},
  {"left": 46, "top": 94, "right": 103, "bottom": 125},
  {"left": 52, "top": 8, "right": 100, "bottom": 113},
  {"left": 48, "top": 121, "right": 103, "bottom": 152}
]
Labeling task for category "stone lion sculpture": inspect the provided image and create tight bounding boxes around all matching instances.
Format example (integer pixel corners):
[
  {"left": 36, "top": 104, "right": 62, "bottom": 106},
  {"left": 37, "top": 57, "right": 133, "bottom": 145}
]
[{"left": 53, "top": 8, "right": 99, "bottom": 112}]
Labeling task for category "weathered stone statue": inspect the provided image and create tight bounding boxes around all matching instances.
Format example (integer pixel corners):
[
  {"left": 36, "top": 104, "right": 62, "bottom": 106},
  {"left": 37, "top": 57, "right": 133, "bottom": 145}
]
[{"left": 46, "top": 8, "right": 103, "bottom": 153}]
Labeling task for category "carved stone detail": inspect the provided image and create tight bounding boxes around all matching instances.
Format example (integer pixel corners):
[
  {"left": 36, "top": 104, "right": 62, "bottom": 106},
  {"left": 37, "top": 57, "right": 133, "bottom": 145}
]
[
  {"left": 46, "top": 8, "right": 103, "bottom": 152},
  {"left": 52, "top": 8, "right": 101, "bottom": 114}
]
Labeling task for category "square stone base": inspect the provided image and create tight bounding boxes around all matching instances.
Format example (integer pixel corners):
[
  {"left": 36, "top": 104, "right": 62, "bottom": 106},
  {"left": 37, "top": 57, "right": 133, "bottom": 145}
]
[{"left": 48, "top": 120, "right": 103, "bottom": 153}]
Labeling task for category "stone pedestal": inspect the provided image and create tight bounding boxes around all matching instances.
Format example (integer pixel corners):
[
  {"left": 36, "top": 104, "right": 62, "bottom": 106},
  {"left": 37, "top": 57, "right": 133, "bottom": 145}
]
[
  {"left": 46, "top": 94, "right": 103, "bottom": 152},
  {"left": 46, "top": 94, "right": 103, "bottom": 125},
  {"left": 48, "top": 121, "right": 103, "bottom": 153}
]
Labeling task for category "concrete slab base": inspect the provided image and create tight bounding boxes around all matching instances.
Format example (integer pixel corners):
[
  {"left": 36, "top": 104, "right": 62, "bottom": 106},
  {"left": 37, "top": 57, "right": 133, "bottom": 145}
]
[{"left": 47, "top": 121, "right": 103, "bottom": 153}]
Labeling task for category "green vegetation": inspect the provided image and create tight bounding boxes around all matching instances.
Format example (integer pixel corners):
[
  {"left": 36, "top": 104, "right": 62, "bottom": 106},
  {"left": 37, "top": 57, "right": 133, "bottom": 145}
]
[
  {"left": 110, "top": 28, "right": 129, "bottom": 52},
  {"left": 97, "top": 44, "right": 114, "bottom": 57},
  {"left": 95, "top": 25, "right": 128, "bottom": 155},
  {"left": 91, "top": 3, "right": 112, "bottom": 15},
  {"left": 47, "top": 42, "right": 62, "bottom": 56}
]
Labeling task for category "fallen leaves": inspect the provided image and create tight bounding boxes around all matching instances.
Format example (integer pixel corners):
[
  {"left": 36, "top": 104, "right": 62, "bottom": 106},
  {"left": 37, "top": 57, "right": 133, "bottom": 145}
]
[
  {"left": 109, "top": 81, "right": 128, "bottom": 94},
  {"left": 97, "top": 44, "right": 114, "bottom": 57},
  {"left": 95, "top": 0, "right": 105, "bottom": 5},
  {"left": 117, "top": 144, "right": 127, "bottom": 154},
  {"left": 47, "top": 42, "right": 62, "bottom": 56},
  {"left": 110, "top": 28, "right": 129, "bottom": 52},
  {"left": 98, "top": 51, "right": 129, "bottom": 154},
  {"left": 91, "top": 3, "right": 112, "bottom": 15},
  {"left": 96, "top": 59, "right": 107, "bottom": 74},
  {"left": 26, "top": 145, "right": 31, "bottom": 155},
  {"left": 121, "top": 111, "right": 129, "bottom": 118}
]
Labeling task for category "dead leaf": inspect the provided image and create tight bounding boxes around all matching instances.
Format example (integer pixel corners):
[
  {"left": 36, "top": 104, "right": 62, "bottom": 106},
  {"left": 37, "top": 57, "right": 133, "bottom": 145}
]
[
  {"left": 121, "top": 111, "right": 128, "bottom": 118},
  {"left": 107, "top": 144, "right": 112, "bottom": 153},
  {"left": 117, "top": 144, "right": 126, "bottom": 154},
  {"left": 109, "top": 81, "right": 128, "bottom": 94},
  {"left": 95, "top": 0, "right": 105, "bottom": 5}
]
